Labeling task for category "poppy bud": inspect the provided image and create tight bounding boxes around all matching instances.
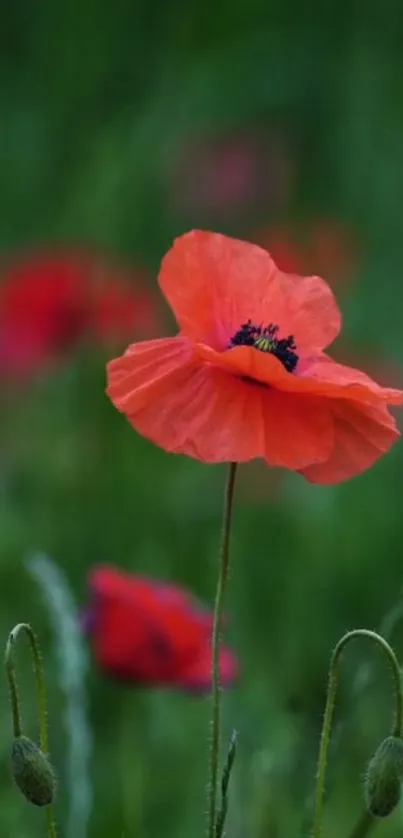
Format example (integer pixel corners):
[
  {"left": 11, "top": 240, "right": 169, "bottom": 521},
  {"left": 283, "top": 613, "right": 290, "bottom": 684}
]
[
  {"left": 11, "top": 735, "right": 56, "bottom": 806},
  {"left": 364, "top": 735, "right": 403, "bottom": 817}
]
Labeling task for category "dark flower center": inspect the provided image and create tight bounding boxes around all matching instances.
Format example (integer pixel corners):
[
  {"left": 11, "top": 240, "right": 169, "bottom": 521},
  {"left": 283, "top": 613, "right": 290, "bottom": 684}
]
[{"left": 229, "top": 319, "right": 299, "bottom": 373}]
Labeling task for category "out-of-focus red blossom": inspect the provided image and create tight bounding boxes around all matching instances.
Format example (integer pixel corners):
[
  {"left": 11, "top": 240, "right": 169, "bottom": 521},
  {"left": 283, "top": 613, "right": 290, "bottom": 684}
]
[
  {"left": 254, "top": 220, "right": 357, "bottom": 289},
  {"left": 0, "top": 251, "right": 159, "bottom": 378},
  {"left": 82, "top": 565, "right": 238, "bottom": 693},
  {"left": 170, "top": 134, "right": 293, "bottom": 217}
]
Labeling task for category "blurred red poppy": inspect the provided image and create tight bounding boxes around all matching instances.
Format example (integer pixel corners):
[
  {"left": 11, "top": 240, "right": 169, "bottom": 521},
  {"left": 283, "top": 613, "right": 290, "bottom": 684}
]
[
  {"left": 82, "top": 565, "right": 238, "bottom": 693},
  {"left": 254, "top": 220, "right": 357, "bottom": 289},
  {"left": 0, "top": 251, "right": 159, "bottom": 378},
  {"left": 107, "top": 230, "right": 403, "bottom": 484}
]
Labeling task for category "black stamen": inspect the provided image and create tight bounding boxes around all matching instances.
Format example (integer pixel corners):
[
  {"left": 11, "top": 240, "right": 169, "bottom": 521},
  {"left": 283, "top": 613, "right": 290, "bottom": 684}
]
[{"left": 229, "top": 319, "right": 299, "bottom": 373}]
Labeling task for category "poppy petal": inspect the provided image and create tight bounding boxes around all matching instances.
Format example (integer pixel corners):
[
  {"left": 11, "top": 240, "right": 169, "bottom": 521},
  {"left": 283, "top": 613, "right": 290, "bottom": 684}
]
[
  {"left": 153, "top": 583, "right": 216, "bottom": 632},
  {"left": 108, "top": 337, "right": 333, "bottom": 466},
  {"left": 195, "top": 345, "right": 403, "bottom": 406},
  {"left": 300, "top": 400, "right": 400, "bottom": 484},
  {"left": 159, "top": 230, "right": 340, "bottom": 351},
  {"left": 297, "top": 354, "right": 403, "bottom": 403},
  {"left": 107, "top": 336, "right": 195, "bottom": 412},
  {"left": 284, "top": 274, "right": 341, "bottom": 351},
  {"left": 92, "top": 598, "right": 156, "bottom": 679}
]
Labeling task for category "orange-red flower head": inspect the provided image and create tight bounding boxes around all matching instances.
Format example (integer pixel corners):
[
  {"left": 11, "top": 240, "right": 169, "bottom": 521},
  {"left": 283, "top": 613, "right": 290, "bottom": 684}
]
[{"left": 107, "top": 231, "right": 403, "bottom": 484}]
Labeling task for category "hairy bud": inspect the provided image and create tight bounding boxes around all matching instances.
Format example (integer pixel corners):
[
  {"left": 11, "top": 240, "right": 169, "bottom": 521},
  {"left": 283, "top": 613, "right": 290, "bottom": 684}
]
[
  {"left": 365, "top": 735, "right": 403, "bottom": 817},
  {"left": 11, "top": 735, "right": 56, "bottom": 806}
]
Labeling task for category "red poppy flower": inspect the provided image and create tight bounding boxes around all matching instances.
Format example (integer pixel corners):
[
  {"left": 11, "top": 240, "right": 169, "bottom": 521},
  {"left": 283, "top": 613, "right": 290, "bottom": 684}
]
[
  {"left": 107, "top": 231, "right": 403, "bottom": 484},
  {"left": 83, "top": 565, "right": 238, "bottom": 692},
  {"left": 0, "top": 251, "right": 159, "bottom": 378}
]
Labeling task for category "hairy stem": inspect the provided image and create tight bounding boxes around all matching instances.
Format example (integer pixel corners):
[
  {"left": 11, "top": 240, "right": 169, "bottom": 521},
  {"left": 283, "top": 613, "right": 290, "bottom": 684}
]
[
  {"left": 46, "top": 807, "right": 59, "bottom": 838},
  {"left": 215, "top": 729, "right": 237, "bottom": 838},
  {"left": 6, "top": 623, "right": 49, "bottom": 751},
  {"left": 5, "top": 623, "right": 57, "bottom": 838},
  {"left": 347, "top": 810, "right": 374, "bottom": 838},
  {"left": 5, "top": 631, "right": 23, "bottom": 738},
  {"left": 312, "top": 629, "right": 403, "bottom": 838},
  {"left": 208, "top": 462, "right": 237, "bottom": 838}
]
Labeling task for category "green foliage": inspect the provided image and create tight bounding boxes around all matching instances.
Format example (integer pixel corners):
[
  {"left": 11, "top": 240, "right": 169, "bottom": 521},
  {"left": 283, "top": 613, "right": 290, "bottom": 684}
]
[{"left": 2, "top": 2, "right": 403, "bottom": 836}]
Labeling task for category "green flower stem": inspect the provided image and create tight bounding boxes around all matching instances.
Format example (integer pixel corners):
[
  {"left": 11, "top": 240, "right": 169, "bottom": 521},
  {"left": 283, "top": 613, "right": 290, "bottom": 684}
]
[
  {"left": 46, "top": 806, "right": 58, "bottom": 838},
  {"left": 5, "top": 623, "right": 49, "bottom": 751},
  {"left": 312, "top": 629, "right": 403, "bottom": 838},
  {"left": 4, "top": 630, "right": 22, "bottom": 738},
  {"left": 347, "top": 810, "right": 374, "bottom": 838},
  {"left": 5, "top": 623, "right": 57, "bottom": 838},
  {"left": 208, "top": 462, "right": 238, "bottom": 838},
  {"left": 215, "top": 729, "right": 237, "bottom": 838}
]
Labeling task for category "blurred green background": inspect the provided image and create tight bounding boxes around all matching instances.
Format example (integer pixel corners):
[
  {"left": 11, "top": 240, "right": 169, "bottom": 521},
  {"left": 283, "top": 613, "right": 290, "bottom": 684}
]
[{"left": 2, "top": 2, "right": 403, "bottom": 836}]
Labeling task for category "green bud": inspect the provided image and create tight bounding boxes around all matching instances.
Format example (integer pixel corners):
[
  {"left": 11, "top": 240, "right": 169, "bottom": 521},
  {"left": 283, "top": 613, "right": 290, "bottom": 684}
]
[
  {"left": 365, "top": 735, "right": 403, "bottom": 817},
  {"left": 11, "top": 735, "right": 56, "bottom": 806}
]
